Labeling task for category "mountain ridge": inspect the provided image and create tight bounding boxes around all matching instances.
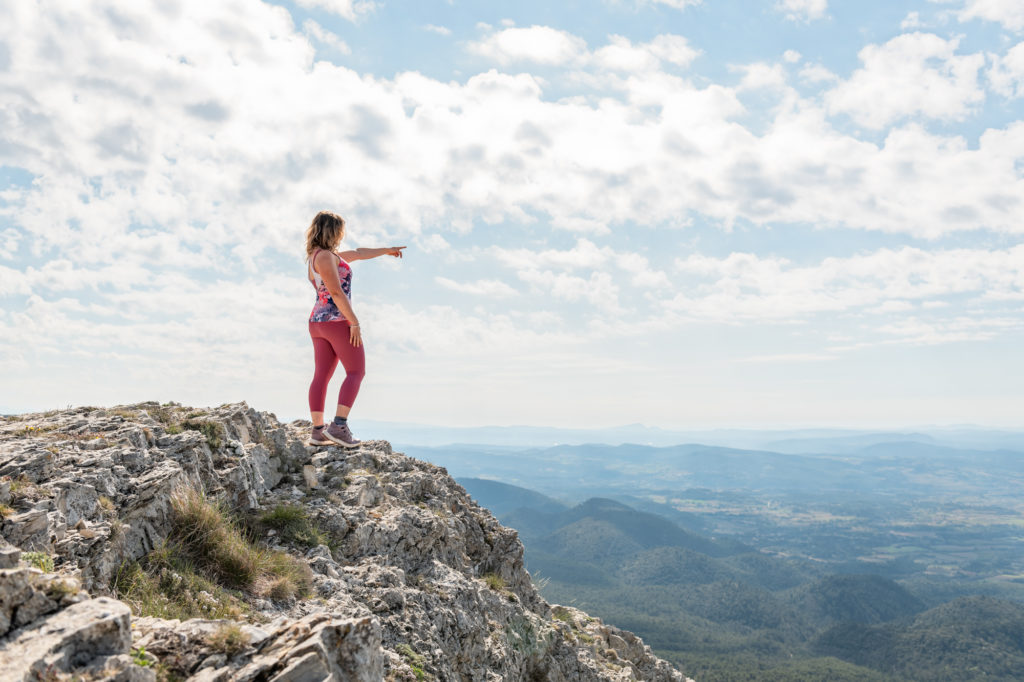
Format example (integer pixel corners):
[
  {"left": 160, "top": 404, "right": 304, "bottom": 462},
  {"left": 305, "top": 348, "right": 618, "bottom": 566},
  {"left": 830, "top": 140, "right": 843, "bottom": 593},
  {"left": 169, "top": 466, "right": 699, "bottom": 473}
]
[{"left": 0, "top": 402, "right": 689, "bottom": 681}]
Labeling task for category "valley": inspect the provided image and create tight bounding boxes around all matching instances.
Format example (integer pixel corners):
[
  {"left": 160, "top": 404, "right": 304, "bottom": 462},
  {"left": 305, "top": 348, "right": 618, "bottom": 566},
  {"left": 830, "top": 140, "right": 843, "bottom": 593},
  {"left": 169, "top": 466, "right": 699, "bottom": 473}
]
[{"left": 401, "top": 433, "right": 1024, "bottom": 681}]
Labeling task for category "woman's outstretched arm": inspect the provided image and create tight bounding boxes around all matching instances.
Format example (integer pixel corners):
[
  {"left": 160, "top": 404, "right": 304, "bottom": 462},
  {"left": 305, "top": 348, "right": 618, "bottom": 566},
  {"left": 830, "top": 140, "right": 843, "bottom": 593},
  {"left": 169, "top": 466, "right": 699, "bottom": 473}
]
[{"left": 340, "top": 246, "right": 405, "bottom": 261}]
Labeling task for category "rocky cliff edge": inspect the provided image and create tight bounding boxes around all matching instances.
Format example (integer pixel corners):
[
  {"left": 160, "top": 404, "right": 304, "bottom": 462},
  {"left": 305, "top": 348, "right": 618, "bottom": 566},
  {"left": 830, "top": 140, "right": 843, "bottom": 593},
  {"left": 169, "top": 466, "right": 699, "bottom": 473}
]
[{"left": 0, "top": 402, "right": 690, "bottom": 682}]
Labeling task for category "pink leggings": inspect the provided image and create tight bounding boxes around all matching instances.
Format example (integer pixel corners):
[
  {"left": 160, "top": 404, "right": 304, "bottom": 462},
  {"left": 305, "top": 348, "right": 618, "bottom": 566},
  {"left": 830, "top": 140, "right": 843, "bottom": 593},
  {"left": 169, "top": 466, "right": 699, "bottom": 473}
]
[{"left": 308, "top": 321, "right": 366, "bottom": 412}]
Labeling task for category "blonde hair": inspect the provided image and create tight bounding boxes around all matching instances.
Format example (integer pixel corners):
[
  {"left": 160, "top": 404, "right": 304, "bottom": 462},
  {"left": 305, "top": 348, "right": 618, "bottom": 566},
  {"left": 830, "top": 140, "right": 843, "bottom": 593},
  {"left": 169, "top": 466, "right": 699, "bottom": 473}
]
[{"left": 305, "top": 211, "right": 346, "bottom": 259}]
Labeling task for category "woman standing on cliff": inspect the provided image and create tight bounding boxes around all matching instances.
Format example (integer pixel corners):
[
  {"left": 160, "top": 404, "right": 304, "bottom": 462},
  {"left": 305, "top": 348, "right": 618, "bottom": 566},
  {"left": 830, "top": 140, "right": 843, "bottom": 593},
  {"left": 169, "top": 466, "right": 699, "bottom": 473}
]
[{"left": 305, "top": 211, "right": 405, "bottom": 447}]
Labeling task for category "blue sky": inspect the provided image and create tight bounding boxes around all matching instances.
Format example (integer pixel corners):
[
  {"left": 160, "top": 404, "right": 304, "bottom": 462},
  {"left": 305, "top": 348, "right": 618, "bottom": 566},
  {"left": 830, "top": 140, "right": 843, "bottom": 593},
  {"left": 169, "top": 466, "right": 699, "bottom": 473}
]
[{"left": 0, "top": 0, "right": 1022, "bottom": 428}]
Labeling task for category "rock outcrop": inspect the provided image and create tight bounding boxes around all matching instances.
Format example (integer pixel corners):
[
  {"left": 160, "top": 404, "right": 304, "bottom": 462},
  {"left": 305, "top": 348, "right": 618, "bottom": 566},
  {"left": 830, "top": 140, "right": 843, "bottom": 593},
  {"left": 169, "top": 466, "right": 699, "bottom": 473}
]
[{"left": 0, "top": 402, "right": 690, "bottom": 681}]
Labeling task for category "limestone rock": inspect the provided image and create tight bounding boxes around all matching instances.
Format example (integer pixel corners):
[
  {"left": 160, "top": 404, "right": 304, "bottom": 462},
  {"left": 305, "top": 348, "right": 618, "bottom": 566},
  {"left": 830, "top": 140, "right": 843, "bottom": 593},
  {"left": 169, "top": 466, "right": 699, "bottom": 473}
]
[
  {"left": 0, "top": 402, "right": 692, "bottom": 681},
  {"left": 0, "top": 596, "right": 133, "bottom": 681}
]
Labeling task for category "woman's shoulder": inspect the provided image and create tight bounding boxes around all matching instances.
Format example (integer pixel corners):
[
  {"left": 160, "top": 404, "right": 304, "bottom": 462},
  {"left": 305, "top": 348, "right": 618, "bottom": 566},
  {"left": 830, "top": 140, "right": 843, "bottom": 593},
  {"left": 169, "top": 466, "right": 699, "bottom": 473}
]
[{"left": 311, "top": 249, "right": 342, "bottom": 265}]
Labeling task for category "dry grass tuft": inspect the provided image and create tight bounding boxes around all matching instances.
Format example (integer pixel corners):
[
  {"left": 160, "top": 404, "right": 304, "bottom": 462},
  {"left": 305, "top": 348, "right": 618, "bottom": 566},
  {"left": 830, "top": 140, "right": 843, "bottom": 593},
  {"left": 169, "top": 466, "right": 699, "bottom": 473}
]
[
  {"left": 169, "top": 487, "right": 312, "bottom": 599},
  {"left": 206, "top": 623, "right": 249, "bottom": 656}
]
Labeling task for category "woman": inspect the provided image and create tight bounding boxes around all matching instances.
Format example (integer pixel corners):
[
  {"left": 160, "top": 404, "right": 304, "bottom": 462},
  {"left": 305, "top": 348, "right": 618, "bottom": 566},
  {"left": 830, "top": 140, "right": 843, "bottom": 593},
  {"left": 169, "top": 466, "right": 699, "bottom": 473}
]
[{"left": 305, "top": 210, "right": 405, "bottom": 447}]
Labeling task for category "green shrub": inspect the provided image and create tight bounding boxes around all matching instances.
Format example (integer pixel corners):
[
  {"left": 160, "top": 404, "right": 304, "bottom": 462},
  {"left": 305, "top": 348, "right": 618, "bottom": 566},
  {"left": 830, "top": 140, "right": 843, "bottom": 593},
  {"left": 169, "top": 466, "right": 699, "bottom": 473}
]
[
  {"left": 484, "top": 573, "right": 506, "bottom": 591},
  {"left": 147, "top": 404, "right": 181, "bottom": 426},
  {"left": 169, "top": 488, "right": 312, "bottom": 599},
  {"left": 257, "top": 504, "right": 332, "bottom": 549},
  {"left": 181, "top": 419, "right": 225, "bottom": 450},
  {"left": 9, "top": 475, "right": 40, "bottom": 504},
  {"left": 396, "top": 644, "right": 428, "bottom": 680},
  {"left": 22, "top": 551, "right": 54, "bottom": 572},
  {"left": 131, "top": 646, "right": 155, "bottom": 668},
  {"left": 112, "top": 551, "right": 248, "bottom": 621}
]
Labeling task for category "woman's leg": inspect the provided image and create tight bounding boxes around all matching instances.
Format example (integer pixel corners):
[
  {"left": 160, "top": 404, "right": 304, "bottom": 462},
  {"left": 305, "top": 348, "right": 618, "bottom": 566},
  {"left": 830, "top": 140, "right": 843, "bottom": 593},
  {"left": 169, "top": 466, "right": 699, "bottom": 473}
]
[
  {"left": 308, "top": 332, "right": 340, "bottom": 426},
  {"left": 323, "top": 323, "right": 366, "bottom": 414}
]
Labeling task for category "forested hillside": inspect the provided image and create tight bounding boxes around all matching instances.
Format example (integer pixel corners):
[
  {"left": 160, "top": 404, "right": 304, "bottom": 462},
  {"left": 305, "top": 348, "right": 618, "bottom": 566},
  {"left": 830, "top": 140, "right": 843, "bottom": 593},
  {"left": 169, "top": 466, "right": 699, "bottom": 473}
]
[{"left": 461, "top": 478, "right": 1024, "bottom": 681}]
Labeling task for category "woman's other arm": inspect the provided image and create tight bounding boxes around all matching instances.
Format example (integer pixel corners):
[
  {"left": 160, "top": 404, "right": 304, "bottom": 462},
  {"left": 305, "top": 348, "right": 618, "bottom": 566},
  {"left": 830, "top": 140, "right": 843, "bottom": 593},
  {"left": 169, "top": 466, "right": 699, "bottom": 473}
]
[
  {"left": 313, "top": 251, "right": 362, "bottom": 347},
  {"left": 338, "top": 246, "right": 406, "bottom": 261}
]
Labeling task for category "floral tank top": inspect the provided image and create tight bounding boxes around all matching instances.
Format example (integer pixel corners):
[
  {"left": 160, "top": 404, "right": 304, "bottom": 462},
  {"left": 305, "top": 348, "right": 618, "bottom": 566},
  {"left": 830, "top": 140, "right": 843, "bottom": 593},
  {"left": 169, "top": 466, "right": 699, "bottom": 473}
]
[{"left": 308, "top": 248, "right": 353, "bottom": 322}]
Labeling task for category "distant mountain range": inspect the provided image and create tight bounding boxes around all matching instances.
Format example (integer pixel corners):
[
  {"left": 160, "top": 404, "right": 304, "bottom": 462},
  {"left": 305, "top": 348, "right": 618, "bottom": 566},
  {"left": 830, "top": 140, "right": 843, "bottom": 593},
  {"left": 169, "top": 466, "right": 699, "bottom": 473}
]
[
  {"left": 419, "top": 440, "right": 1024, "bottom": 504},
  {"left": 365, "top": 419, "right": 1024, "bottom": 452},
  {"left": 459, "top": 477, "right": 1024, "bottom": 682}
]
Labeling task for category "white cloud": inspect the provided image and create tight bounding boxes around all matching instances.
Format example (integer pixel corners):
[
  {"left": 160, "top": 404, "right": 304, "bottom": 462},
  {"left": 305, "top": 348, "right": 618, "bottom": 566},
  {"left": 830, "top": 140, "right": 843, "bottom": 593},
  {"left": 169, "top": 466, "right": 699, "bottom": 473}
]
[
  {"left": 647, "top": 0, "right": 702, "bottom": 8},
  {"left": 799, "top": 63, "right": 839, "bottom": 83},
  {"left": 0, "top": 1, "right": 1019, "bottom": 426},
  {"left": 470, "top": 28, "right": 699, "bottom": 72},
  {"left": 668, "top": 245, "right": 1024, "bottom": 323},
  {"left": 739, "top": 352, "right": 835, "bottom": 363},
  {"left": 293, "top": 0, "right": 375, "bottom": 22},
  {"left": 989, "top": 41, "right": 1024, "bottom": 98},
  {"left": 1, "top": 2, "right": 1017, "bottom": 276},
  {"left": 616, "top": 252, "right": 672, "bottom": 289},
  {"left": 901, "top": 11, "right": 924, "bottom": 29},
  {"left": 593, "top": 34, "right": 700, "bottom": 71},
  {"left": 467, "top": 26, "right": 587, "bottom": 65},
  {"left": 776, "top": 0, "right": 828, "bottom": 22},
  {"left": 416, "top": 234, "right": 452, "bottom": 253},
  {"left": 517, "top": 269, "right": 620, "bottom": 308},
  {"left": 303, "top": 19, "right": 351, "bottom": 54},
  {"left": 783, "top": 50, "right": 802, "bottom": 64},
  {"left": 959, "top": 0, "right": 1024, "bottom": 31},
  {"left": 736, "top": 63, "right": 789, "bottom": 91},
  {"left": 834, "top": 315, "right": 1021, "bottom": 350},
  {"left": 492, "top": 239, "right": 612, "bottom": 271},
  {"left": 826, "top": 33, "right": 986, "bottom": 129},
  {"left": 489, "top": 239, "right": 673, "bottom": 302},
  {"left": 0, "top": 2, "right": 1022, "bottom": 365},
  {"left": 435, "top": 276, "right": 518, "bottom": 297},
  {"left": 0, "top": 229, "right": 21, "bottom": 260},
  {"left": 423, "top": 24, "right": 452, "bottom": 36},
  {"left": 645, "top": 34, "right": 701, "bottom": 67}
]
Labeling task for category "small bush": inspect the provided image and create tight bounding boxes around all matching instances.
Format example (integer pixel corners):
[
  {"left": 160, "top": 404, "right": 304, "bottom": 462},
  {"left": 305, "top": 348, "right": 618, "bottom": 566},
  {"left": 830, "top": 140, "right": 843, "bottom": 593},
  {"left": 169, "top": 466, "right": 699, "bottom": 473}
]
[
  {"left": 170, "top": 488, "right": 261, "bottom": 588},
  {"left": 206, "top": 623, "right": 249, "bottom": 656},
  {"left": 9, "top": 475, "right": 40, "bottom": 504},
  {"left": 132, "top": 647, "right": 155, "bottom": 668},
  {"left": 110, "top": 517, "right": 126, "bottom": 540},
  {"left": 98, "top": 496, "right": 116, "bottom": 517},
  {"left": 22, "top": 551, "right": 54, "bottom": 572},
  {"left": 257, "top": 504, "right": 332, "bottom": 549},
  {"left": 168, "top": 488, "right": 312, "bottom": 598},
  {"left": 259, "top": 551, "right": 313, "bottom": 600},
  {"left": 483, "top": 573, "right": 506, "bottom": 592},
  {"left": 113, "top": 488, "right": 314, "bottom": 620},
  {"left": 396, "top": 644, "right": 428, "bottom": 680},
  {"left": 147, "top": 405, "right": 181, "bottom": 426},
  {"left": 12, "top": 425, "right": 52, "bottom": 438},
  {"left": 181, "top": 419, "right": 225, "bottom": 451},
  {"left": 112, "top": 551, "right": 247, "bottom": 621}
]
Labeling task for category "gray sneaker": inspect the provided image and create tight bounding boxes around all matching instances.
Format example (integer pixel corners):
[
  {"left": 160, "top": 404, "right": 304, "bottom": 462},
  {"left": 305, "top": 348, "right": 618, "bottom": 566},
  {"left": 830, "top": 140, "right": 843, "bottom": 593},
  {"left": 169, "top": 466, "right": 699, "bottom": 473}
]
[
  {"left": 324, "top": 422, "right": 361, "bottom": 448},
  {"left": 308, "top": 426, "right": 331, "bottom": 447}
]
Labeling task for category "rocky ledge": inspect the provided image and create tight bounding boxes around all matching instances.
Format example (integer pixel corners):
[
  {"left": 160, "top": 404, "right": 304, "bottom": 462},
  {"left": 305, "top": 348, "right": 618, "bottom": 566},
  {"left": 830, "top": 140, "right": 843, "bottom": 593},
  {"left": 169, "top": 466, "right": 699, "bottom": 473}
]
[{"left": 0, "top": 402, "right": 690, "bottom": 681}]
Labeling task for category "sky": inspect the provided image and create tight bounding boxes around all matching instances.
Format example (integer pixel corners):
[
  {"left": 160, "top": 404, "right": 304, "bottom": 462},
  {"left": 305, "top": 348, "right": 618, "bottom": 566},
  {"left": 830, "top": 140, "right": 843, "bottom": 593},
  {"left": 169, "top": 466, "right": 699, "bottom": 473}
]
[{"left": 0, "top": 0, "right": 1022, "bottom": 429}]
